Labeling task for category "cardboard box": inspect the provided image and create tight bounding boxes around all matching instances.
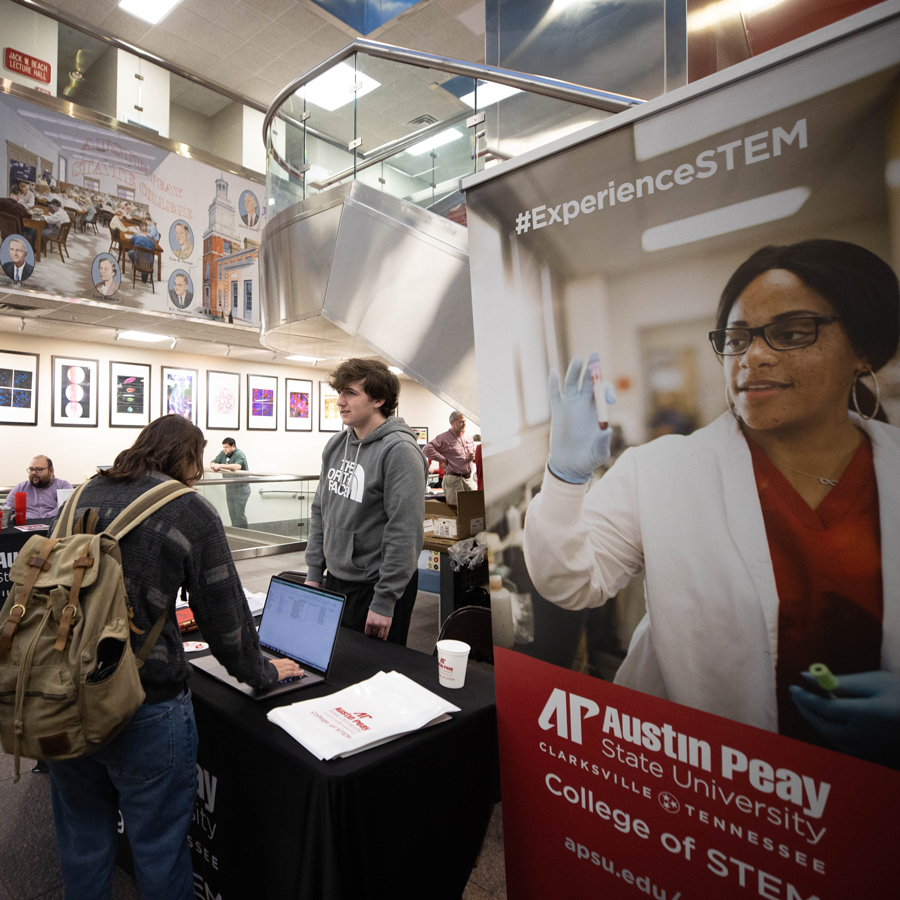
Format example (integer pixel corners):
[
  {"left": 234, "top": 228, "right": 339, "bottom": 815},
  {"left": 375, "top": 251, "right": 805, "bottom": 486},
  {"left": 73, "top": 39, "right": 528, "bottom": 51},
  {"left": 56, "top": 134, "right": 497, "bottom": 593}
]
[{"left": 424, "top": 490, "right": 485, "bottom": 541}]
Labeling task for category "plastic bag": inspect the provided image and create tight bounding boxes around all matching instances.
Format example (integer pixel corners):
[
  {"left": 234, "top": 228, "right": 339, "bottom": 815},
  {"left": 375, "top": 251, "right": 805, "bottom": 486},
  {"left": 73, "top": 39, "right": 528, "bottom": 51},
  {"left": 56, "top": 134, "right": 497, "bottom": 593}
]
[{"left": 447, "top": 532, "right": 488, "bottom": 572}]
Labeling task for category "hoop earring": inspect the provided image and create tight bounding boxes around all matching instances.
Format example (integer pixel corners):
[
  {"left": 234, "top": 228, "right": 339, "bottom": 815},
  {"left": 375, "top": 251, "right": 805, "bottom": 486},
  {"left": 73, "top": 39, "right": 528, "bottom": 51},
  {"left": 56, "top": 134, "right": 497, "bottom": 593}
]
[
  {"left": 725, "top": 383, "right": 741, "bottom": 422},
  {"left": 851, "top": 369, "right": 881, "bottom": 421}
]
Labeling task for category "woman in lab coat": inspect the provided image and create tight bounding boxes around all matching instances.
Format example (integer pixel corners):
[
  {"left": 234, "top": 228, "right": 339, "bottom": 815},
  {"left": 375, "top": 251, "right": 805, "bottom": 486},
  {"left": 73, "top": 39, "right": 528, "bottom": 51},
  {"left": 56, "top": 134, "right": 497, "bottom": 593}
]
[{"left": 523, "top": 239, "right": 900, "bottom": 767}]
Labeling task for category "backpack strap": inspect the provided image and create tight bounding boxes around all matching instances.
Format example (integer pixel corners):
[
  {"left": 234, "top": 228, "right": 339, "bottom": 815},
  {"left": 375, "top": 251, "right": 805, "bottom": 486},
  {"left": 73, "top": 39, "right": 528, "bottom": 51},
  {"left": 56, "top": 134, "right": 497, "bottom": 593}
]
[
  {"left": 106, "top": 481, "right": 196, "bottom": 541},
  {"left": 52, "top": 480, "right": 94, "bottom": 539},
  {"left": 0, "top": 537, "right": 59, "bottom": 660},
  {"left": 107, "top": 481, "right": 196, "bottom": 666}
]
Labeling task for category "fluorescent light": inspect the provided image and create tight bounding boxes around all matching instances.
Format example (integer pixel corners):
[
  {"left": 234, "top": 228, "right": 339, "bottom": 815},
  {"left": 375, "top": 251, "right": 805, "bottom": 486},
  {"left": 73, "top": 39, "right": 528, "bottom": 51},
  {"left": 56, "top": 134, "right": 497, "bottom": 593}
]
[
  {"left": 641, "top": 187, "right": 810, "bottom": 252},
  {"left": 286, "top": 355, "right": 321, "bottom": 362},
  {"left": 118, "top": 330, "right": 171, "bottom": 342},
  {"left": 118, "top": 0, "right": 182, "bottom": 24},
  {"left": 388, "top": 366, "right": 403, "bottom": 375},
  {"left": 406, "top": 128, "right": 463, "bottom": 156},
  {"left": 460, "top": 82, "right": 521, "bottom": 108},
  {"left": 300, "top": 63, "right": 380, "bottom": 112}
]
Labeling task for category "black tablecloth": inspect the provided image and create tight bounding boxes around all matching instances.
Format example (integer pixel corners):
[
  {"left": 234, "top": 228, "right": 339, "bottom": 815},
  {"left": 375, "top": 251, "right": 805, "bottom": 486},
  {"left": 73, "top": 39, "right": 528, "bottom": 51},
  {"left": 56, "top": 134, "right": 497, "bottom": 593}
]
[
  {"left": 0, "top": 518, "right": 52, "bottom": 605},
  {"left": 181, "top": 628, "right": 498, "bottom": 900}
]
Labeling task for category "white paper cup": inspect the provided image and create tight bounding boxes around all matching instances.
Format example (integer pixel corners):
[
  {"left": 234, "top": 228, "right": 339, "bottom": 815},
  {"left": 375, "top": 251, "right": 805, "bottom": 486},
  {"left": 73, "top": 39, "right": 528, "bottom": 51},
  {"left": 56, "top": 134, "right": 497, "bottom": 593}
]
[{"left": 436, "top": 639, "right": 470, "bottom": 689}]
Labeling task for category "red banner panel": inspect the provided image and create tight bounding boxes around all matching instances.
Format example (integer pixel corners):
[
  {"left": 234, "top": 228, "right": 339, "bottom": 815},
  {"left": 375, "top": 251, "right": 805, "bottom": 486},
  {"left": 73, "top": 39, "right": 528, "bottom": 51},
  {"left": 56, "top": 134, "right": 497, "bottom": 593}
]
[{"left": 496, "top": 649, "right": 900, "bottom": 900}]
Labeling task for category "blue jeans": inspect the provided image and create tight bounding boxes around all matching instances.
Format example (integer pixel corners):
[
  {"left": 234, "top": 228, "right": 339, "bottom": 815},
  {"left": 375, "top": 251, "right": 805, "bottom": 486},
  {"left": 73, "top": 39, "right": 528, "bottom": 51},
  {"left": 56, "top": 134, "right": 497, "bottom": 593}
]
[{"left": 47, "top": 691, "right": 198, "bottom": 900}]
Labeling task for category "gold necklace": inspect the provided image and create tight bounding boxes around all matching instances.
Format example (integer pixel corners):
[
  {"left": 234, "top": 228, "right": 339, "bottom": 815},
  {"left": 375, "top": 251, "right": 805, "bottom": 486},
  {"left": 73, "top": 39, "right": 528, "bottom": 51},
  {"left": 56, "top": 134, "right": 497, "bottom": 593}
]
[{"left": 770, "top": 458, "right": 838, "bottom": 487}]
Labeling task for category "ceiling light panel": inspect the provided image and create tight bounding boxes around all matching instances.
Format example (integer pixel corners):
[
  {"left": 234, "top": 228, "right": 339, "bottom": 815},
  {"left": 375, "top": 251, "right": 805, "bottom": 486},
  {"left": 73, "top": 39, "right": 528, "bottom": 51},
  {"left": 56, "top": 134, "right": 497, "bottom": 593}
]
[
  {"left": 118, "top": 0, "right": 182, "bottom": 25},
  {"left": 299, "top": 63, "right": 380, "bottom": 112}
]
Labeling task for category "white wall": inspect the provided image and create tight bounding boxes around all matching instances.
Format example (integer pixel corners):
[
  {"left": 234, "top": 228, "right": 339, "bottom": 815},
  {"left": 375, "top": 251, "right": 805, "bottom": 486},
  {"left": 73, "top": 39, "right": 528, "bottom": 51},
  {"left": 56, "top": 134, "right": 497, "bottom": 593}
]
[
  {"left": 0, "top": 330, "right": 456, "bottom": 488},
  {"left": 0, "top": 0, "right": 58, "bottom": 98},
  {"left": 116, "top": 50, "right": 169, "bottom": 138},
  {"left": 242, "top": 106, "right": 266, "bottom": 175}
]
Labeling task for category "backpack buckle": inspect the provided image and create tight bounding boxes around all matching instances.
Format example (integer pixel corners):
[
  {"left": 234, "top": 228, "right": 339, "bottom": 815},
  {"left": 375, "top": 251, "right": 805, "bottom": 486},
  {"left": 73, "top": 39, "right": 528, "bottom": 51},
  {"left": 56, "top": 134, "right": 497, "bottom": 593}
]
[{"left": 27, "top": 556, "right": 51, "bottom": 572}]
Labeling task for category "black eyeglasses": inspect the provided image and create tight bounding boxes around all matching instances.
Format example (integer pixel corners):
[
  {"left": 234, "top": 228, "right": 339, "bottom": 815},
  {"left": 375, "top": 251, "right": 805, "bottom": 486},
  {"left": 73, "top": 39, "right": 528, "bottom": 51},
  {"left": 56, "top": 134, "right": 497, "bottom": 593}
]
[{"left": 709, "top": 316, "right": 840, "bottom": 356}]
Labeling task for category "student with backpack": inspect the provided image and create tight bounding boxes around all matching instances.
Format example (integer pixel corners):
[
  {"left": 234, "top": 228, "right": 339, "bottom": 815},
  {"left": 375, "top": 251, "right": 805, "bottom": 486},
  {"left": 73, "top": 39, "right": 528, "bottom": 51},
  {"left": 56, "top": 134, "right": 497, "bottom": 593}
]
[{"left": 1, "top": 415, "right": 301, "bottom": 900}]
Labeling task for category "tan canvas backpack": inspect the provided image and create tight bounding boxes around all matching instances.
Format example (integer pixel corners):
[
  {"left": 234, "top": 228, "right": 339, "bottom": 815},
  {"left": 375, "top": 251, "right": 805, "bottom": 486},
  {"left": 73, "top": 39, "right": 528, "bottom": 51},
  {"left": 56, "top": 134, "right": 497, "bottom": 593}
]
[{"left": 0, "top": 479, "right": 193, "bottom": 780}]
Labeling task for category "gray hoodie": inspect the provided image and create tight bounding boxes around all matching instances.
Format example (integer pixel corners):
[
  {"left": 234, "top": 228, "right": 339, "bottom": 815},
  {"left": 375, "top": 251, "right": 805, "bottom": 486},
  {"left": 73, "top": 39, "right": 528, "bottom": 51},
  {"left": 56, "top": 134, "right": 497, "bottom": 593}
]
[{"left": 305, "top": 416, "right": 427, "bottom": 617}]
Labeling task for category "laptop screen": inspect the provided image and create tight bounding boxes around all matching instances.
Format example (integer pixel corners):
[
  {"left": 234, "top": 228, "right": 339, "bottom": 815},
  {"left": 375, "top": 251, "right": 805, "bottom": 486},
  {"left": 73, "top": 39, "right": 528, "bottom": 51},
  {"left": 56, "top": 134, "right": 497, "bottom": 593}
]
[{"left": 257, "top": 577, "right": 344, "bottom": 673}]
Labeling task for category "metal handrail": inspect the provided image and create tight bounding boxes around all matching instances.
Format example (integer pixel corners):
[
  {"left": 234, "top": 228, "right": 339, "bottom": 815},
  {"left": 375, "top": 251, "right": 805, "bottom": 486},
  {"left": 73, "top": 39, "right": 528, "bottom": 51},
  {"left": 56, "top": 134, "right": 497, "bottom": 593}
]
[{"left": 262, "top": 37, "right": 644, "bottom": 161}]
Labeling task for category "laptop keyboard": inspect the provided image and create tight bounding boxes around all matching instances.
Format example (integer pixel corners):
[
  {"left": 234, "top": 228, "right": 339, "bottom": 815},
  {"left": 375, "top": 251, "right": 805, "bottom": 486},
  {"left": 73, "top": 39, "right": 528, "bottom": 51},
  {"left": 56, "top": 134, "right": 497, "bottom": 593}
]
[{"left": 276, "top": 673, "right": 308, "bottom": 685}]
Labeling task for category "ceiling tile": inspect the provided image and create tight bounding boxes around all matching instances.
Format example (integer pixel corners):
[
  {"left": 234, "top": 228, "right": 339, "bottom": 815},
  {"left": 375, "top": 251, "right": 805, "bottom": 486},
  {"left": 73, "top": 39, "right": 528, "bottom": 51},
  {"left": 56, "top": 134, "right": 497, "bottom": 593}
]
[
  {"left": 181, "top": 0, "right": 240, "bottom": 19},
  {"left": 272, "top": 4, "right": 326, "bottom": 37},
  {"left": 54, "top": 0, "right": 119, "bottom": 23},
  {"left": 157, "top": 5, "right": 211, "bottom": 40},
  {"left": 377, "top": 23, "right": 416, "bottom": 49},
  {"left": 207, "top": 59, "right": 255, "bottom": 90},
  {"left": 138, "top": 28, "right": 192, "bottom": 61},
  {"left": 221, "top": 43, "right": 275, "bottom": 77},
  {"left": 436, "top": 0, "right": 481, "bottom": 16},
  {"left": 97, "top": 7, "right": 155, "bottom": 45},
  {"left": 278, "top": 41, "right": 328, "bottom": 72},
  {"left": 395, "top": 30, "right": 438, "bottom": 54},
  {"left": 242, "top": 0, "right": 299, "bottom": 20},
  {"left": 455, "top": 2, "right": 485, "bottom": 37},
  {"left": 250, "top": 21, "right": 306, "bottom": 57},
  {"left": 170, "top": 45, "right": 221, "bottom": 75},
  {"left": 203, "top": 24, "right": 245, "bottom": 59},
  {"left": 454, "top": 35, "right": 484, "bottom": 64},
  {"left": 305, "top": 22, "right": 352, "bottom": 55},
  {"left": 256, "top": 57, "right": 306, "bottom": 89},
  {"left": 218, "top": 2, "right": 270, "bottom": 39},
  {"left": 397, "top": 3, "right": 451, "bottom": 35},
  {"left": 427, "top": 17, "right": 477, "bottom": 50},
  {"left": 237, "top": 73, "right": 281, "bottom": 102}
]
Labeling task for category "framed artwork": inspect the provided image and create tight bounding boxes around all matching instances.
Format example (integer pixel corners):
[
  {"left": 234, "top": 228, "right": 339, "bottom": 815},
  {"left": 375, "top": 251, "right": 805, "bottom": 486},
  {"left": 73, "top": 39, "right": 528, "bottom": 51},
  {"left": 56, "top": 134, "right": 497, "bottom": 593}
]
[
  {"left": 52, "top": 356, "right": 98, "bottom": 427},
  {"left": 207, "top": 370, "right": 241, "bottom": 431},
  {"left": 411, "top": 427, "right": 429, "bottom": 444},
  {"left": 162, "top": 367, "right": 198, "bottom": 424},
  {"left": 247, "top": 374, "right": 277, "bottom": 431},
  {"left": 319, "top": 381, "right": 342, "bottom": 432},
  {"left": 109, "top": 361, "right": 151, "bottom": 428},
  {"left": 0, "top": 349, "right": 39, "bottom": 426},
  {"left": 285, "top": 378, "right": 312, "bottom": 432}
]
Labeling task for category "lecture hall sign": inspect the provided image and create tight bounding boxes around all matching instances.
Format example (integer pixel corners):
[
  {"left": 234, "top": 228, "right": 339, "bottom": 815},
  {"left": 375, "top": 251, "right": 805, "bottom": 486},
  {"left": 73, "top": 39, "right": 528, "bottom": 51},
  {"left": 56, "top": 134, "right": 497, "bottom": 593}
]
[{"left": 4, "top": 48, "right": 51, "bottom": 84}]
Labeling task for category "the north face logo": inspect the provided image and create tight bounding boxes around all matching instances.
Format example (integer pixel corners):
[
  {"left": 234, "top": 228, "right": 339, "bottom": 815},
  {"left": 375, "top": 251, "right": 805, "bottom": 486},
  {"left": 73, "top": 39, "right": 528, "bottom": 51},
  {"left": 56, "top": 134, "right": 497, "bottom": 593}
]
[{"left": 326, "top": 459, "right": 365, "bottom": 503}]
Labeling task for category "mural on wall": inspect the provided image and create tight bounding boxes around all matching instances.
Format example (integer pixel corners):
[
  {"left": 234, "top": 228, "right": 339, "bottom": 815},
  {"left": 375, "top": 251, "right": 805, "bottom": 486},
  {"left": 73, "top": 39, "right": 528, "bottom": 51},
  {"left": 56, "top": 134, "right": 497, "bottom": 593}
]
[{"left": 0, "top": 91, "right": 262, "bottom": 326}]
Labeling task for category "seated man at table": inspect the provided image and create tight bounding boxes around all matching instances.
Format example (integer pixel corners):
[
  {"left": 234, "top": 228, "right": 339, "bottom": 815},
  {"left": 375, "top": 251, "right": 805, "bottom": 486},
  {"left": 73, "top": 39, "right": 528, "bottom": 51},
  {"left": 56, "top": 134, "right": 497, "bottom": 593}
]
[
  {"left": 145, "top": 216, "right": 159, "bottom": 242},
  {"left": 128, "top": 224, "right": 157, "bottom": 283},
  {"left": 305, "top": 359, "right": 427, "bottom": 646},
  {"left": 110, "top": 209, "right": 137, "bottom": 237},
  {"left": 40, "top": 199, "right": 71, "bottom": 252},
  {"left": 9, "top": 181, "right": 35, "bottom": 211},
  {"left": 0, "top": 198, "right": 37, "bottom": 249},
  {"left": 2, "top": 455, "right": 72, "bottom": 520}
]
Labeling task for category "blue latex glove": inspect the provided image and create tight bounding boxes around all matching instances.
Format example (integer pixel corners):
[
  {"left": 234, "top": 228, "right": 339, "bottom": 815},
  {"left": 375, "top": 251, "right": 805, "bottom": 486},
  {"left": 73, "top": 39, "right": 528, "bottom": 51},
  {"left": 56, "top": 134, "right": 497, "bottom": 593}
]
[
  {"left": 790, "top": 671, "right": 900, "bottom": 766},
  {"left": 547, "top": 353, "right": 617, "bottom": 484}
]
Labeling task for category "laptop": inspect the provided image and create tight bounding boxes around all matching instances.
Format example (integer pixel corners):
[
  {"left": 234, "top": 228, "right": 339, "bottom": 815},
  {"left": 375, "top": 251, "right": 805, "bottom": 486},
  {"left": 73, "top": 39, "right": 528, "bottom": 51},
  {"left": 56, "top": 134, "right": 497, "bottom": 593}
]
[{"left": 191, "top": 576, "right": 345, "bottom": 700}]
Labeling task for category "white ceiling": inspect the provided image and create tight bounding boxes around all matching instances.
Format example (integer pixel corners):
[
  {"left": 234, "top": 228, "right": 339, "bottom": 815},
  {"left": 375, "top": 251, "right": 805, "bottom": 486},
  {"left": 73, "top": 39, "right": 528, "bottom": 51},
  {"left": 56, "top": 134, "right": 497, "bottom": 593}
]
[{"left": 43, "top": 0, "right": 486, "bottom": 109}]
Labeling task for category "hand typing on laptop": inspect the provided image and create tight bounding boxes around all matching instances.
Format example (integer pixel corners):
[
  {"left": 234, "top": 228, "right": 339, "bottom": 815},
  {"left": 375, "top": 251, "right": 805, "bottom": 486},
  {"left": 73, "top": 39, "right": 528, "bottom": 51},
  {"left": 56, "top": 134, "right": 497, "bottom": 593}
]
[{"left": 272, "top": 658, "right": 304, "bottom": 682}]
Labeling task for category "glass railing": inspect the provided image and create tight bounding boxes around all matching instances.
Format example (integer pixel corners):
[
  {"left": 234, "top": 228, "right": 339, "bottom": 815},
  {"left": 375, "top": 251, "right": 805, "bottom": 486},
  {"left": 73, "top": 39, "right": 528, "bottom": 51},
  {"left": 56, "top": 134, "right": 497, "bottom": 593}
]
[
  {"left": 194, "top": 473, "right": 318, "bottom": 558},
  {"left": 264, "top": 39, "right": 644, "bottom": 218}
]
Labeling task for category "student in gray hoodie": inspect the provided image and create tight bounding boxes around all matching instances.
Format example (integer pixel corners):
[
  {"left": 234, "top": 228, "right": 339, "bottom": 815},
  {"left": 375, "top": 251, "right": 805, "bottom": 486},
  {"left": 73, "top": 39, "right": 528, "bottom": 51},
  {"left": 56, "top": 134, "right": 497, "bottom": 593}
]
[{"left": 305, "top": 359, "right": 428, "bottom": 645}]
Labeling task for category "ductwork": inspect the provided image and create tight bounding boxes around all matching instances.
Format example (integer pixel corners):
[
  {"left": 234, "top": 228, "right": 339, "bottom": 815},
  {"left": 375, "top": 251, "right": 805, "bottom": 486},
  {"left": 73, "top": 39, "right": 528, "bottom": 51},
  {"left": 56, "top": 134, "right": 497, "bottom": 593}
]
[{"left": 259, "top": 180, "right": 478, "bottom": 419}]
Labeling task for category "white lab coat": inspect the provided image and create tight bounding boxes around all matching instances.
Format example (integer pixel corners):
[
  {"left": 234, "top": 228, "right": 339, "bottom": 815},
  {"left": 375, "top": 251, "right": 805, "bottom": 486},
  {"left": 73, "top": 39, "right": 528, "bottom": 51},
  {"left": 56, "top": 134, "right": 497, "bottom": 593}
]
[{"left": 523, "top": 412, "right": 900, "bottom": 732}]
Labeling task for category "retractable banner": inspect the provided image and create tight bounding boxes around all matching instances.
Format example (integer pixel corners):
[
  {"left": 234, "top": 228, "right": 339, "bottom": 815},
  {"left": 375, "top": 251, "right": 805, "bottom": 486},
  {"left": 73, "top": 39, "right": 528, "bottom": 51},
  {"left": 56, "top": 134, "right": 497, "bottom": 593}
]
[{"left": 464, "top": 10, "right": 900, "bottom": 900}]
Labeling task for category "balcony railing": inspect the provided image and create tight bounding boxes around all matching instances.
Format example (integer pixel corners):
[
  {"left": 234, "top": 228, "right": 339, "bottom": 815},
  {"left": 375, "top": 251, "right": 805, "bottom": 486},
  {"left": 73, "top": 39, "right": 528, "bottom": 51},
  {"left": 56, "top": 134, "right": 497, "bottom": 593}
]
[{"left": 263, "top": 38, "right": 644, "bottom": 217}]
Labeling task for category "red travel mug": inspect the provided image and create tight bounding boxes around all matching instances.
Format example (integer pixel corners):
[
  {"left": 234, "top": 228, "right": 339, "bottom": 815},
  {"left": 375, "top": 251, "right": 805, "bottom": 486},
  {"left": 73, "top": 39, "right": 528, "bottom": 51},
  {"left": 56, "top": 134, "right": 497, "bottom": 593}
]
[{"left": 14, "top": 492, "right": 27, "bottom": 525}]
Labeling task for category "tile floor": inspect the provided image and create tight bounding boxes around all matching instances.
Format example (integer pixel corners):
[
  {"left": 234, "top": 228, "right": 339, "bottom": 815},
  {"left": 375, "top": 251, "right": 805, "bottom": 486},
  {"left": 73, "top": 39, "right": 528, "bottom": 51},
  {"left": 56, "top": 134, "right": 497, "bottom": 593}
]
[{"left": 0, "top": 551, "right": 506, "bottom": 900}]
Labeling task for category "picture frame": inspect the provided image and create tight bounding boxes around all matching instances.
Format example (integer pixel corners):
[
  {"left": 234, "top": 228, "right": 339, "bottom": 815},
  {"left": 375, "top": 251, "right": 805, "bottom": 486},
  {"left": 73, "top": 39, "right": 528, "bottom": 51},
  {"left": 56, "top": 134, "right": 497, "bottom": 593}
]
[
  {"left": 52, "top": 355, "right": 99, "bottom": 427},
  {"left": 207, "top": 370, "right": 241, "bottom": 431},
  {"left": 285, "top": 378, "right": 313, "bottom": 432},
  {"left": 319, "top": 381, "right": 342, "bottom": 432},
  {"left": 410, "top": 427, "right": 429, "bottom": 444},
  {"left": 0, "top": 349, "right": 39, "bottom": 426},
  {"left": 161, "top": 366, "right": 198, "bottom": 424},
  {"left": 247, "top": 374, "right": 277, "bottom": 431},
  {"left": 109, "top": 361, "right": 151, "bottom": 428}
]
